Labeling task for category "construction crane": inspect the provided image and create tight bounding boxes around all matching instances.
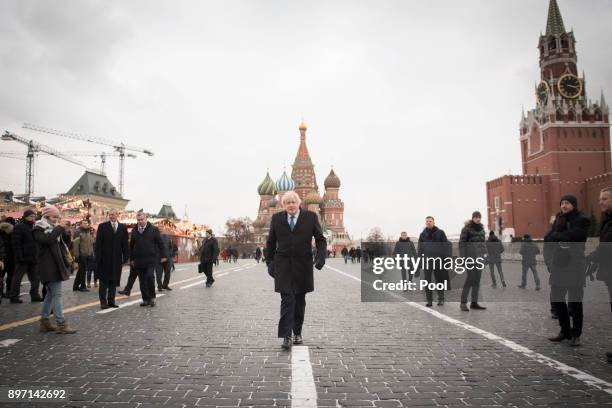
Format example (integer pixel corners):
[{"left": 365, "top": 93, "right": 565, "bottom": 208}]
[
  {"left": 1, "top": 150, "right": 137, "bottom": 173},
  {"left": 22, "top": 123, "right": 154, "bottom": 196},
  {"left": 2, "top": 131, "right": 95, "bottom": 203}
]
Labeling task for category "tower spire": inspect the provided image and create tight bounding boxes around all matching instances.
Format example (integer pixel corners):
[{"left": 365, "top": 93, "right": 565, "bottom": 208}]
[{"left": 546, "top": 0, "right": 566, "bottom": 36}]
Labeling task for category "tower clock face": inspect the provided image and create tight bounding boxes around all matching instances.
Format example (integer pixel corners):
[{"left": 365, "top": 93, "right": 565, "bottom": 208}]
[
  {"left": 536, "top": 81, "right": 550, "bottom": 105},
  {"left": 557, "top": 73, "right": 582, "bottom": 99}
]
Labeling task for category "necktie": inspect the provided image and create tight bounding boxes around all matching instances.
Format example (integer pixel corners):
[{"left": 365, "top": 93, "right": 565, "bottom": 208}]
[
  {"left": 289, "top": 216, "right": 295, "bottom": 231},
  {"left": 112, "top": 222, "right": 117, "bottom": 233}
]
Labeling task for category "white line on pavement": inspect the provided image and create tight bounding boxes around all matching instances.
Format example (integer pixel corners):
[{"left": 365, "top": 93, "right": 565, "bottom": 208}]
[
  {"left": 96, "top": 294, "right": 167, "bottom": 314},
  {"left": 291, "top": 346, "right": 317, "bottom": 408},
  {"left": 216, "top": 272, "right": 228, "bottom": 277},
  {"left": 180, "top": 280, "right": 205, "bottom": 290},
  {"left": 325, "top": 264, "right": 612, "bottom": 396},
  {"left": 0, "top": 339, "right": 21, "bottom": 348}
]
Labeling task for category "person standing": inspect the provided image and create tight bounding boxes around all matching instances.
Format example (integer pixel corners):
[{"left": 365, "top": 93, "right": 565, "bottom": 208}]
[
  {"left": 341, "top": 246, "right": 349, "bottom": 264},
  {"left": 155, "top": 233, "right": 173, "bottom": 291},
  {"left": 459, "top": 211, "right": 487, "bottom": 311},
  {"left": 0, "top": 221, "right": 14, "bottom": 303},
  {"left": 393, "top": 232, "right": 417, "bottom": 285},
  {"left": 587, "top": 187, "right": 612, "bottom": 362},
  {"left": 265, "top": 191, "right": 326, "bottom": 350},
  {"left": 9, "top": 209, "right": 42, "bottom": 303},
  {"left": 199, "top": 229, "right": 219, "bottom": 288},
  {"left": 255, "top": 247, "right": 262, "bottom": 263},
  {"left": 34, "top": 206, "right": 76, "bottom": 334},
  {"left": 518, "top": 234, "right": 541, "bottom": 290},
  {"left": 544, "top": 194, "right": 589, "bottom": 347},
  {"left": 130, "top": 212, "right": 167, "bottom": 307},
  {"left": 72, "top": 219, "right": 94, "bottom": 292},
  {"left": 418, "top": 216, "right": 451, "bottom": 307},
  {"left": 95, "top": 209, "right": 129, "bottom": 309},
  {"left": 486, "top": 231, "right": 505, "bottom": 288}
]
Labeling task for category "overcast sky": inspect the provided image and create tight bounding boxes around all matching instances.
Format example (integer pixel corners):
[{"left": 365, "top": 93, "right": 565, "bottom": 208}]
[{"left": 1, "top": 0, "right": 611, "bottom": 238}]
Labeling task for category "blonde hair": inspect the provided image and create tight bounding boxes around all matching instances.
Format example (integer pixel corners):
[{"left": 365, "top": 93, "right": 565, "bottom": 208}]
[{"left": 281, "top": 191, "right": 301, "bottom": 206}]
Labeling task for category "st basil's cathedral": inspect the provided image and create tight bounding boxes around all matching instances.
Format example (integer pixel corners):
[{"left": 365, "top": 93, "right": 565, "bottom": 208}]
[{"left": 253, "top": 121, "right": 352, "bottom": 253}]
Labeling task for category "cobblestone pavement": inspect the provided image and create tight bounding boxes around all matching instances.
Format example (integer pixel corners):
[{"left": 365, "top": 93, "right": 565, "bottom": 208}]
[{"left": 0, "top": 259, "right": 611, "bottom": 407}]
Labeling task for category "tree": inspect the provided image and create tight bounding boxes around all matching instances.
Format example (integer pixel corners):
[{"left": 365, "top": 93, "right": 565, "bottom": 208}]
[
  {"left": 224, "top": 217, "right": 254, "bottom": 244},
  {"left": 366, "top": 227, "right": 384, "bottom": 242}
]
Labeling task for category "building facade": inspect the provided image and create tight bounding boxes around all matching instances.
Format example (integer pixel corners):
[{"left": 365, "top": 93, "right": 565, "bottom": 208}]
[
  {"left": 253, "top": 122, "right": 351, "bottom": 252},
  {"left": 486, "top": 0, "right": 610, "bottom": 239}
]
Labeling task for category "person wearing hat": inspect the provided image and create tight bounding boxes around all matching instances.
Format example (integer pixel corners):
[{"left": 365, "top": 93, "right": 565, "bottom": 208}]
[
  {"left": 9, "top": 209, "right": 43, "bottom": 303},
  {"left": 199, "top": 229, "right": 219, "bottom": 287},
  {"left": 458, "top": 211, "right": 487, "bottom": 311},
  {"left": 544, "top": 194, "right": 590, "bottom": 347},
  {"left": 33, "top": 206, "right": 76, "bottom": 334}
]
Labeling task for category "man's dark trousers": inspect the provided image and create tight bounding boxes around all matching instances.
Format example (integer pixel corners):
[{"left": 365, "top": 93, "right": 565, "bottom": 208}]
[
  {"left": 136, "top": 265, "right": 156, "bottom": 302},
  {"left": 278, "top": 292, "right": 306, "bottom": 338},
  {"left": 156, "top": 262, "right": 171, "bottom": 288},
  {"left": 99, "top": 280, "right": 118, "bottom": 305},
  {"left": 551, "top": 285, "right": 583, "bottom": 337},
  {"left": 10, "top": 262, "right": 39, "bottom": 298},
  {"left": 203, "top": 261, "right": 214, "bottom": 285},
  {"left": 460, "top": 268, "right": 482, "bottom": 303},
  {"left": 122, "top": 266, "right": 138, "bottom": 292},
  {"left": 73, "top": 255, "right": 88, "bottom": 290}
]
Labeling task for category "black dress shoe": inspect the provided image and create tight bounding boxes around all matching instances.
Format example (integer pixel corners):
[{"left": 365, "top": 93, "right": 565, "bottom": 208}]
[
  {"left": 118, "top": 290, "right": 130, "bottom": 296},
  {"left": 606, "top": 352, "right": 612, "bottom": 363},
  {"left": 460, "top": 303, "right": 469, "bottom": 311},
  {"left": 149, "top": 300, "right": 156, "bottom": 307},
  {"left": 139, "top": 301, "right": 150, "bottom": 307},
  {"left": 31, "top": 294, "right": 43, "bottom": 302},
  {"left": 100, "top": 304, "right": 110, "bottom": 310},
  {"left": 425, "top": 302, "right": 433, "bottom": 307},
  {"left": 282, "top": 337, "right": 292, "bottom": 350},
  {"left": 548, "top": 332, "right": 571, "bottom": 342},
  {"left": 293, "top": 335, "right": 303, "bottom": 345},
  {"left": 107, "top": 303, "right": 119, "bottom": 308},
  {"left": 470, "top": 303, "right": 486, "bottom": 310},
  {"left": 163, "top": 286, "right": 172, "bottom": 291},
  {"left": 437, "top": 300, "right": 445, "bottom": 306},
  {"left": 569, "top": 336, "right": 581, "bottom": 347}
]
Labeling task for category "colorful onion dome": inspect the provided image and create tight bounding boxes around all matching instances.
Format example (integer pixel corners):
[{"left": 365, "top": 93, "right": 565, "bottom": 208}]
[
  {"left": 275, "top": 170, "right": 295, "bottom": 192},
  {"left": 304, "top": 191, "right": 323, "bottom": 205},
  {"left": 324, "top": 168, "right": 341, "bottom": 189},
  {"left": 268, "top": 195, "right": 278, "bottom": 208},
  {"left": 257, "top": 171, "right": 276, "bottom": 196}
]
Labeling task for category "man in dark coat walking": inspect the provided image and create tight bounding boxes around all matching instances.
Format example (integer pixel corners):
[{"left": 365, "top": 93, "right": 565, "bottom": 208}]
[
  {"left": 586, "top": 187, "right": 612, "bottom": 361},
  {"left": 95, "top": 209, "right": 129, "bottom": 309},
  {"left": 266, "top": 191, "right": 326, "bottom": 350},
  {"left": 199, "top": 229, "right": 219, "bottom": 287},
  {"left": 418, "top": 216, "right": 451, "bottom": 306},
  {"left": 519, "top": 234, "right": 541, "bottom": 290},
  {"left": 130, "top": 211, "right": 167, "bottom": 307},
  {"left": 486, "top": 231, "right": 505, "bottom": 288},
  {"left": 393, "top": 231, "right": 417, "bottom": 285},
  {"left": 459, "top": 211, "right": 487, "bottom": 311},
  {"left": 9, "top": 209, "right": 42, "bottom": 303},
  {"left": 544, "top": 194, "right": 590, "bottom": 347}
]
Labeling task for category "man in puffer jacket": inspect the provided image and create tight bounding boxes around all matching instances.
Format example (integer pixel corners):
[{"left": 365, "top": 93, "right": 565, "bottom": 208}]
[
  {"left": 33, "top": 206, "right": 76, "bottom": 334},
  {"left": 459, "top": 211, "right": 487, "bottom": 311}
]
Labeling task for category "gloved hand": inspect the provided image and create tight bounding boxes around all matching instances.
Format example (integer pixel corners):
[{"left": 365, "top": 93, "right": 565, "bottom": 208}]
[
  {"left": 267, "top": 262, "right": 275, "bottom": 278},
  {"left": 314, "top": 261, "right": 325, "bottom": 270}
]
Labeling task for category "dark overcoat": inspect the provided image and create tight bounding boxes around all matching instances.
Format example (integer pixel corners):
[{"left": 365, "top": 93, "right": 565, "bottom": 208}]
[
  {"left": 543, "top": 209, "right": 590, "bottom": 288},
  {"left": 129, "top": 222, "right": 167, "bottom": 268},
  {"left": 265, "top": 210, "right": 326, "bottom": 294},
  {"left": 589, "top": 211, "right": 612, "bottom": 284},
  {"left": 95, "top": 221, "right": 129, "bottom": 284},
  {"left": 417, "top": 226, "right": 451, "bottom": 286},
  {"left": 32, "top": 224, "right": 69, "bottom": 284}
]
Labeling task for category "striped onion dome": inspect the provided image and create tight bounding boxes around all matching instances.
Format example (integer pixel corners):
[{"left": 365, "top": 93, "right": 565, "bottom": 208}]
[
  {"left": 257, "top": 171, "right": 276, "bottom": 196},
  {"left": 268, "top": 195, "right": 278, "bottom": 208},
  {"left": 275, "top": 170, "right": 295, "bottom": 192},
  {"left": 304, "top": 191, "right": 323, "bottom": 205}
]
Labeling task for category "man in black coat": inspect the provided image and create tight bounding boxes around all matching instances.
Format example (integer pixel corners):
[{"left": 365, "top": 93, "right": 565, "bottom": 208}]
[
  {"left": 130, "top": 212, "right": 167, "bottom": 307},
  {"left": 9, "top": 209, "right": 42, "bottom": 303},
  {"left": 544, "top": 194, "right": 590, "bottom": 346},
  {"left": 518, "top": 234, "right": 541, "bottom": 290},
  {"left": 459, "top": 211, "right": 487, "bottom": 311},
  {"left": 265, "top": 191, "right": 326, "bottom": 350},
  {"left": 418, "top": 216, "right": 451, "bottom": 306},
  {"left": 95, "top": 209, "right": 129, "bottom": 309},
  {"left": 393, "top": 231, "right": 417, "bottom": 285},
  {"left": 486, "top": 231, "right": 506, "bottom": 288},
  {"left": 199, "top": 229, "right": 219, "bottom": 287},
  {"left": 587, "top": 187, "right": 612, "bottom": 361}
]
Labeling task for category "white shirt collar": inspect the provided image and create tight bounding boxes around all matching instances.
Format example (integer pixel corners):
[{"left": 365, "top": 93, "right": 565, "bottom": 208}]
[{"left": 287, "top": 210, "right": 300, "bottom": 223}]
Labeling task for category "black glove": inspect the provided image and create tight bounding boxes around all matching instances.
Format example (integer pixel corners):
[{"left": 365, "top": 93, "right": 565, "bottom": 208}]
[
  {"left": 267, "top": 262, "right": 275, "bottom": 278},
  {"left": 314, "top": 261, "right": 325, "bottom": 270}
]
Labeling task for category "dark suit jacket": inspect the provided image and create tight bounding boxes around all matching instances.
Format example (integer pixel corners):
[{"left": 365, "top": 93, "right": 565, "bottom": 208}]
[
  {"left": 95, "top": 221, "right": 129, "bottom": 284},
  {"left": 265, "top": 209, "right": 326, "bottom": 294},
  {"left": 130, "top": 222, "right": 167, "bottom": 268}
]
